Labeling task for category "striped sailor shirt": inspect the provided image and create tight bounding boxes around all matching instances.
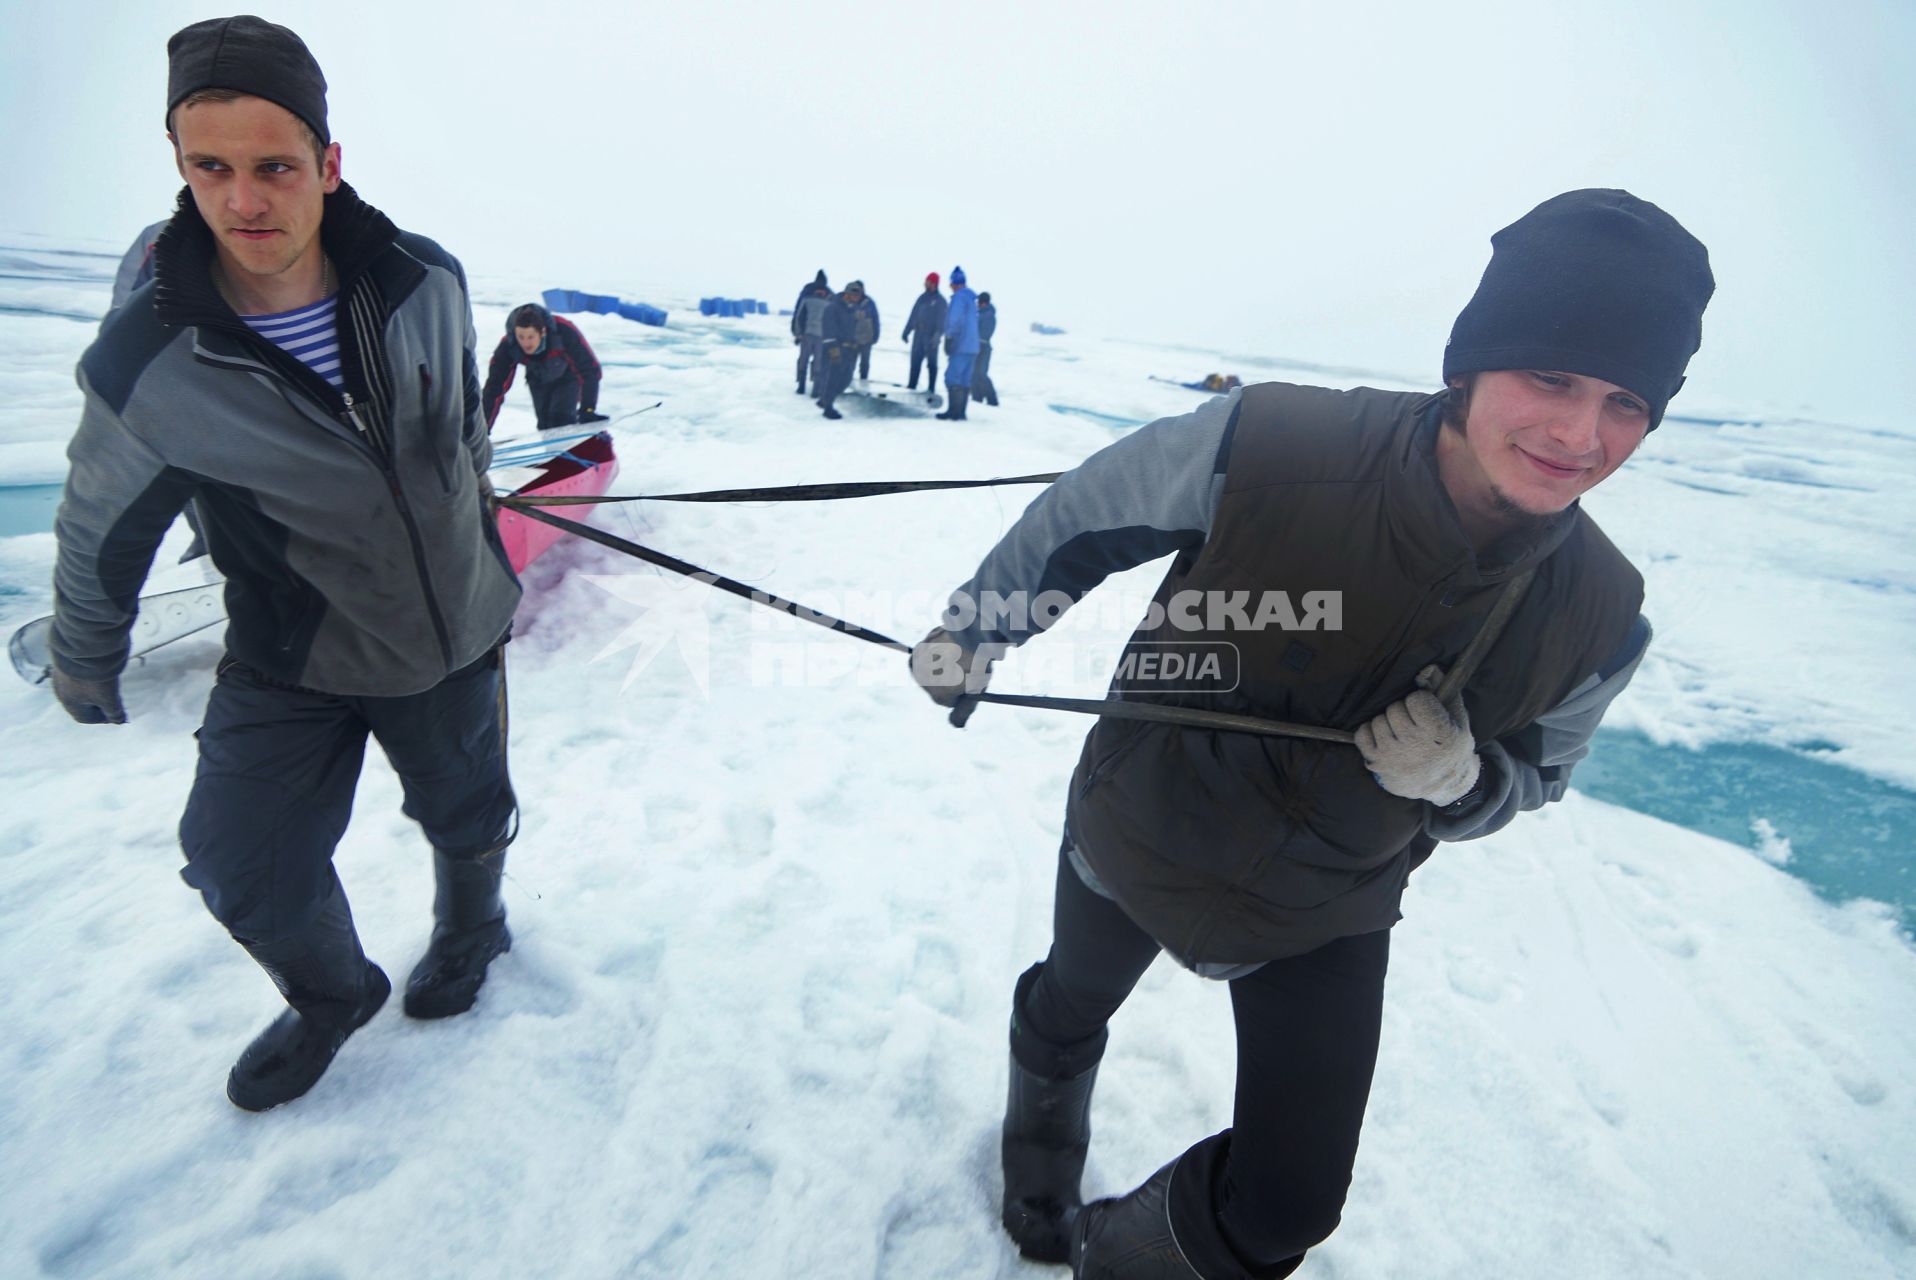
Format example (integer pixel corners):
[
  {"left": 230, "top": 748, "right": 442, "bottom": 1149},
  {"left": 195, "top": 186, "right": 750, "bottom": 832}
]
[{"left": 239, "top": 294, "right": 343, "bottom": 389}]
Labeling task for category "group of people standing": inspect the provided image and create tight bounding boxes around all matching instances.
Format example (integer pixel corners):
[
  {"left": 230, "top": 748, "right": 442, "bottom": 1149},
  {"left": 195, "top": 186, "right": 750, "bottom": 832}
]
[
  {"left": 794, "top": 267, "right": 999, "bottom": 421},
  {"left": 791, "top": 271, "right": 880, "bottom": 420}
]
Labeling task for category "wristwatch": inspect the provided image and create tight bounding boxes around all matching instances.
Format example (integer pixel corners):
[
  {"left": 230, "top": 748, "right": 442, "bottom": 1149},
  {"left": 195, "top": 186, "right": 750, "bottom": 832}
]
[{"left": 1437, "top": 756, "right": 1488, "bottom": 814}]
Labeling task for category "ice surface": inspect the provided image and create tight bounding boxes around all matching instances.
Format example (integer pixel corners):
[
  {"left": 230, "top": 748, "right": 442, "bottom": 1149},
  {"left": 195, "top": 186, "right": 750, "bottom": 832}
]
[{"left": 0, "top": 250, "right": 1912, "bottom": 1279}]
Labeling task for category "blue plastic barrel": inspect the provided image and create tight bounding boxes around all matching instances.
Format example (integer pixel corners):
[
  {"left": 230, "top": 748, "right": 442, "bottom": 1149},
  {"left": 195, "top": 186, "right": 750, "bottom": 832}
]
[
  {"left": 698, "top": 298, "right": 716, "bottom": 316},
  {"left": 586, "top": 294, "right": 622, "bottom": 314},
  {"left": 541, "top": 288, "right": 571, "bottom": 312},
  {"left": 757, "top": 301, "right": 769, "bottom": 315}
]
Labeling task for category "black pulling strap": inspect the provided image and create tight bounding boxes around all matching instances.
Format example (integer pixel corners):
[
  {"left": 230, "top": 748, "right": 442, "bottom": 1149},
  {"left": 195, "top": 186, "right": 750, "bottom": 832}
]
[
  {"left": 505, "top": 472, "right": 1065, "bottom": 507},
  {"left": 498, "top": 498, "right": 1536, "bottom": 745}
]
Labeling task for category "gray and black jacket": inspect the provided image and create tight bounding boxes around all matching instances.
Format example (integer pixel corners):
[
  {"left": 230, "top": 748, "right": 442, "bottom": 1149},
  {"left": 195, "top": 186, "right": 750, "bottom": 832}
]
[
  {"left": 943, "top": 384, "right": 1651, "bottom": 966},
  {"left": 901, "top": 290, "right": 948, "bottom": 353},
  {"left": 53, "top": 183, "right": 522, "bottom": 698}
]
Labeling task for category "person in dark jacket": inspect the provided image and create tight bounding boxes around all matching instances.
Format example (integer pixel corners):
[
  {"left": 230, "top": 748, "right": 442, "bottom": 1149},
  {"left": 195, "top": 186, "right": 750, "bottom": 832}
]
[
  {"left": 482, "top": 302, "right": 604, "bottom": 431},
  {"left": 51, "top": 17, "right": 525, "bottom": 1113},
  {"left": 792, "top": 269, "right": 831, "bottom": 394},
  {"left": 910, "top": 190, "right": 1714, "bottom": 1278},
  {"left": 900, "top": 271, "right": 947, "bottom": 391},
  {"left": 815, "top": 285, "right": 859, "bottom": 420},
  {"left": 846, "top": 279, "right": 880, "bottom": 381},
  {"left": 972, "top": 291, "right": 999, "bottom": 406}
]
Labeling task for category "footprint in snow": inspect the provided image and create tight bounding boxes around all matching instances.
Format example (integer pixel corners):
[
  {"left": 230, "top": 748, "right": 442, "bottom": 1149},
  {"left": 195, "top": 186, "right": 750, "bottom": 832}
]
[
  {"left": 623, "top": 1143, "right": 776, "bottom": 1278},
  {"left": 595, "top": 939, "right": 665, "bottom": 984},
  {"left": 720, "top": 806, "right": 775, "bottom": 865},
  {"left": 878, "top": 1205, "right": 1007, "bottom": 1280},
  {"left": 909, "top": 934, "right": 968, "bottom": 1018},
  {"left": 1443, "top": 949, "right": 1510, "bottom": 1004},
  {"left": 1595, "top": 864, "right": 1702, "bottom": 959},
  {"left": 1785, "top": 1017, "right": 1889, "bottom": 1108},
  {"left": 481, "top": 945, "right": 580, "bottom": 1020},
  {"left": 250, "top": 1150, "right": 402, "bottom": 1231}
]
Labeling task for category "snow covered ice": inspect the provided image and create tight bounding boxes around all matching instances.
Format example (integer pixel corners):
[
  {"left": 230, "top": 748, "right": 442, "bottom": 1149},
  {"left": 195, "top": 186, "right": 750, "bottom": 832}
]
[{"left": 1, "top": 243, "right": 1913, "bottom": 1278}]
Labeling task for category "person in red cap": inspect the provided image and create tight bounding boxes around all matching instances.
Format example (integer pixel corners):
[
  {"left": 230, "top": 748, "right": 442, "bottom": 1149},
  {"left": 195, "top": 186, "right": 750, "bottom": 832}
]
[{"left": 900, "top": 272, "right": 948, "bottom": 393}]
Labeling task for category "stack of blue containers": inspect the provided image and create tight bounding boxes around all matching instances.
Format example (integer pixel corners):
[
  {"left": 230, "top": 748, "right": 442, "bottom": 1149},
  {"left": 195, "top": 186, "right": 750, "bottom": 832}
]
[
  {"left": 542, "top": 288, "right": 668, "bottom": 327},
  {"left": 698, "top": 297, "right": 771, "bottom": 318},
  {"left": 618, "top": 301, "right": 668, "bottom": 326}
]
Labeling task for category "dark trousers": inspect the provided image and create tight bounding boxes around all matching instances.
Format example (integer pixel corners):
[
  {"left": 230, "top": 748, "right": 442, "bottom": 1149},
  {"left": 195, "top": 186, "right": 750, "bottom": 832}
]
[
  {"left": 530, "top": 376, "right": 583, "bottom": 431},
  {"left": 973, "top": 342, "right": 997, "bottom": 404},
  {"left": 179, "top": 649, "right": 517, "bottom": 944},
  {"left": 854, "top": 343, "right": 873, "bottom": 380},
  {"left": 1021, "top": 850, "right": 1390, "bottom": 1272},
  {"left": 816, "top": 344, "right": 854, "bottom": 409},
  {"left": 907, "top": 342, "right": 939, "bottom": 390},
  {"left": 796, "top": 335, "right": 822, "bottom": 390}
]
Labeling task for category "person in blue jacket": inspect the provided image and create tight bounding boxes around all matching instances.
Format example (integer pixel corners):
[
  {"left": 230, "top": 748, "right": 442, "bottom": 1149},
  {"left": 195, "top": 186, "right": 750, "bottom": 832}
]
[
  {"left": 973, "top": 291, "right": 1000, "bottom": 407},
  {"left": 937, "top": 266, "right": 980, "bottom": 421},
  {"left": 900, "top": 272, "right": 948, "bottom": 392}
]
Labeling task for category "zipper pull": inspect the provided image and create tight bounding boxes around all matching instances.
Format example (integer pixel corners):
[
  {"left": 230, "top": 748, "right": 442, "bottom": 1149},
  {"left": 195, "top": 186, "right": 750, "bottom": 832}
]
[{"left": 340, "top": 390, "right": 370, "bottom": 437}]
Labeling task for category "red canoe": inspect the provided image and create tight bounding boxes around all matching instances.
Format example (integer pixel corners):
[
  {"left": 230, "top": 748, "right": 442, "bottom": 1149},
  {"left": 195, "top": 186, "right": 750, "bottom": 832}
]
[{"left": 494, "top": 430, "right": 621, "bottom": 573}]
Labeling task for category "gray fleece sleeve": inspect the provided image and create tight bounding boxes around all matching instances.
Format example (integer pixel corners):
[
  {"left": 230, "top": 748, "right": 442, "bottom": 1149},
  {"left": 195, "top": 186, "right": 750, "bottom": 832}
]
[
  {"left": 1424, "top": 615, "right": 1653, "bottom": 841},
  {"left": 50, "top": 371, "right": 198, "bottom": 679},
  {"left": 942, "top": 389, "right": 1242, "bottom": 650}
]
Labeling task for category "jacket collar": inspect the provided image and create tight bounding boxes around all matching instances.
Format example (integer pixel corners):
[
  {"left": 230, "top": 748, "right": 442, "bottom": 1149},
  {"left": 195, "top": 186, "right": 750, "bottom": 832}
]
[
  {"left": 1384, "top": 391, "right": 1579, "bottom": 587},
  {"left": 151, "top": 181, "right": 402, "bottom": 331}
]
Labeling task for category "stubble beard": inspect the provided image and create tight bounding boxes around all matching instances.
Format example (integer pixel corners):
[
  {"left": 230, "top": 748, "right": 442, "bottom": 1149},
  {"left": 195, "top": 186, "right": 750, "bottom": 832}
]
[
  {"left": 225, "top": 235, "right": 306, "bottom": 280},
  {"left": 1483, "top": 478, "right": 1563, "bottom": 532}
]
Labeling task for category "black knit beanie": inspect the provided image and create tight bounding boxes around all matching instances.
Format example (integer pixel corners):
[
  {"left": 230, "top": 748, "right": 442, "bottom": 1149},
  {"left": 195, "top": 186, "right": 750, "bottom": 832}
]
[
  {"left": 1443, "top": 189, "right": 1713, "bottom": 427},
  {"left": 167, "top": 15, "right": 329, "bottom": 145}
]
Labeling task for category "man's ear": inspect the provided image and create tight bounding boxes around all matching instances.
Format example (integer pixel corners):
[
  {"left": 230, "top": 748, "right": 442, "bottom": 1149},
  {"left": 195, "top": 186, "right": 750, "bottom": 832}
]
[{"left": 321, "top": 141, "right": 342, "bottom": 194}]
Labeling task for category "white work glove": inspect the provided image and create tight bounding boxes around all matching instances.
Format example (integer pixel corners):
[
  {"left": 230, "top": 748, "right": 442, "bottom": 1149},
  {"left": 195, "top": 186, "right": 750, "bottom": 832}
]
[
  {"left": 1355, "top": 664, "right": 1481, "bottom": 806},
  {"left": 909, "top": 627, "right": 998, "bottom": 708}
]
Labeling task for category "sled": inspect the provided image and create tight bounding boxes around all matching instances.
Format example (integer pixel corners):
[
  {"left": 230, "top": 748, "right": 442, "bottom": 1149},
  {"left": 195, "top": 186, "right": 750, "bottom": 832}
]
[
  {"left": 493, "top": 430, "right": 620, "bottom": 573},
  {"left": 9, "top": 579, "right": 226, "bottom": 686}
]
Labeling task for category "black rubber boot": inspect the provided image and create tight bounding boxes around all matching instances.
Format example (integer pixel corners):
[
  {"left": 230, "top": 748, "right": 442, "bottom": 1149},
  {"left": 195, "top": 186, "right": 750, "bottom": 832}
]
[
  {"left": 935, "top": 388, "right": 971, "bottom": 420},
  {"left": 404, "top": 847, "right": 511, "bottom": 1019},
  {"left": 1002, "top": 963, "right": 1107, "bottom": 1262},
  {"left": 227, "top": 877, "right": 390, "bottom": 1112},
  {"left": 1071, "top": 1133, "right": 1297, "bottom": 1279}
]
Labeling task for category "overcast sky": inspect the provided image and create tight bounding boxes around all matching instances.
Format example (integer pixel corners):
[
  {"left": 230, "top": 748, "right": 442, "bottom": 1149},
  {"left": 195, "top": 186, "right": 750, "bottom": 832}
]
[{"left": 4, "top": 0, "right": 1911, "bottom": 430}]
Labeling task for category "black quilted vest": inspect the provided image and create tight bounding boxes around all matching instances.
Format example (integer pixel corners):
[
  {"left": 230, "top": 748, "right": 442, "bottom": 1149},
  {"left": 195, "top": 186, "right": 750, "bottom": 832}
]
[{"left": 1066, "top": 382, "right": 1643, "bottom": 965}]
